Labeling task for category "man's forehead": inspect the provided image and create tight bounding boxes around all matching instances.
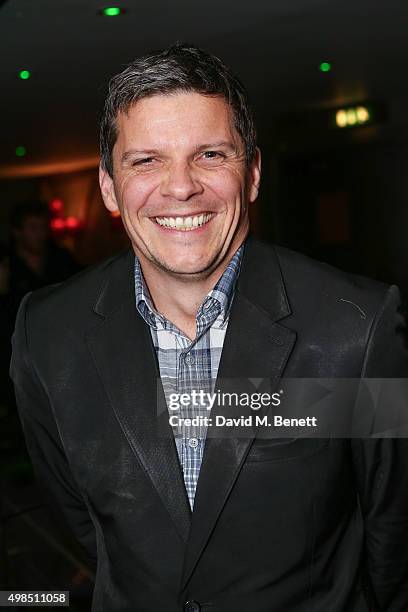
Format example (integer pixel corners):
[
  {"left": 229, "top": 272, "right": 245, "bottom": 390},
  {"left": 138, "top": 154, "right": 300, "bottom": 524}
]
[{"left": 114, "top": 92, "right": 238, "bottom": 139}]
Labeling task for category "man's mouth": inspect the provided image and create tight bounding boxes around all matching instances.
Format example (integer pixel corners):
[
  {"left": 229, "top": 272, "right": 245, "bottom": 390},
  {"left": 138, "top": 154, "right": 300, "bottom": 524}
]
[{"left": 154, "top": 212, "right": 214, "bottom": 231}]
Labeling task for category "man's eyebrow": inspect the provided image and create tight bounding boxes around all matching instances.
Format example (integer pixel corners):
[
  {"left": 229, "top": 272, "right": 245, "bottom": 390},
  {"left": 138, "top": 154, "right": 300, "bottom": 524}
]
[{"left": 195, "top": 141, "right": 237, "bottom": 152}]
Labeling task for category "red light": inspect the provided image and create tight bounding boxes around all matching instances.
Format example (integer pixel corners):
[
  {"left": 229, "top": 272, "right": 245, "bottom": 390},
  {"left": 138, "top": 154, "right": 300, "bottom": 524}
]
[
  {"left": 51, "top": 218, "right": 65, "bottom": 230},
  {"left": 50, "top": 198, "right": 64, "bottom": 212},
  {"left": 65, "top": 216, "right": 80, "bottom": 229}
]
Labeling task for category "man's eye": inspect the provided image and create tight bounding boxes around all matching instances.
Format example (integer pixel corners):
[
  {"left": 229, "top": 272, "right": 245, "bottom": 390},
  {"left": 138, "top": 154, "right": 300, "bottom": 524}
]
[
  {"left": 133, "top": 157, "right": 155, "bottom": 166},
  {"left": 201, "top": 151, "right": 223, "bottom": 160}
]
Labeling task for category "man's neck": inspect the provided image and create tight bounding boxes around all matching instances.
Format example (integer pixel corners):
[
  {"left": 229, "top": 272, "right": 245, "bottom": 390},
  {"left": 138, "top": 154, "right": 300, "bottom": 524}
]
[{"left": 136, "top": 248, "right": 240, "bottom": 341}]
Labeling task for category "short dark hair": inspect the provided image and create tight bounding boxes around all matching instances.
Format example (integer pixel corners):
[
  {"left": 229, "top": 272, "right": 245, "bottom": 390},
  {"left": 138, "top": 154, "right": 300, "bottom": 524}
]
[
  {"left": 100, "top": 43, "right": 257, "bottom": 177},
  {"left": 10, "top": 200, "right": 50, "bottom": 229}
]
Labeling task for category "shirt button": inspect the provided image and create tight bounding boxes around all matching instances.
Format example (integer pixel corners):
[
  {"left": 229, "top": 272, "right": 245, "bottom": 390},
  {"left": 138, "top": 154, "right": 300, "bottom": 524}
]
[
  {"left": 184, "top": 353, "right": 195, "bottom": 365},
  {"left": 188, "top": 438, "right": 199, "bottom": 449},
  {"left": 204, "top": 300, "right": 211, "bottom": 309}
]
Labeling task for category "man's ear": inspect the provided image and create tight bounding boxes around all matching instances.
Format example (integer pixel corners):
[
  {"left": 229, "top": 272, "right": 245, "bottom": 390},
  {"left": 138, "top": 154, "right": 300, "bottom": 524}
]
[
  {"left": 248, "top": 147, "right": 261, "bottom": 204},
  {"left": 99, "top": 163, "right": 119, "bottom": 213}
]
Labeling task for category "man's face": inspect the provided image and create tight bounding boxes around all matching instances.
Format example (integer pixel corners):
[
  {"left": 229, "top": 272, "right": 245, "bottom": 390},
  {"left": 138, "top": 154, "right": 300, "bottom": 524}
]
[{"left": 100, "top": 92, "right": 261, "bottom": 279}]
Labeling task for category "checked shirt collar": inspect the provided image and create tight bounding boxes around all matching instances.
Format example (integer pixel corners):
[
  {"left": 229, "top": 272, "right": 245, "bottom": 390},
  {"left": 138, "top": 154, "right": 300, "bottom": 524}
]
[{"left": 134, "top": 244, "right": 244, "bottom": 336}]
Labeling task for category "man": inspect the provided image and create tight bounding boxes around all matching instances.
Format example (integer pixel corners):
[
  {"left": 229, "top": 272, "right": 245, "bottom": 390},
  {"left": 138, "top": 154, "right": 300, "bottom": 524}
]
[
  {"left": 10, "top": 44, "right": 408, "bottom": 611},
  {"left": 1, "top": 200, "right": 80, "bottom": 417},
  {"left": 7, "top": 199, "right": 81, "bottom": 297}
]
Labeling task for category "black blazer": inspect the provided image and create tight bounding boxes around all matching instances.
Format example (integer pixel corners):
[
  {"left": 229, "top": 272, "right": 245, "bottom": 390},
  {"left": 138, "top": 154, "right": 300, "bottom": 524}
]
[{"left": 10, "top": 235, "right": 408, "bottom": 612}]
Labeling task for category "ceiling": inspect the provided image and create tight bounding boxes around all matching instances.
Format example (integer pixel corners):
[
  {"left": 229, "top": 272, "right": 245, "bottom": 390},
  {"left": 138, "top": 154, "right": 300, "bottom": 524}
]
[{"left": 1, "top": 0, "right": 407, "bottom": 177}]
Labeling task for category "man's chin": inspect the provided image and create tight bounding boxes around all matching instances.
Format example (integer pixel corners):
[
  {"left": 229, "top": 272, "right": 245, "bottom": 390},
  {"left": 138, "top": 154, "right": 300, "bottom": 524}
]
[{"left": 151, "top": 254, "right": 219, "bottom": 280}]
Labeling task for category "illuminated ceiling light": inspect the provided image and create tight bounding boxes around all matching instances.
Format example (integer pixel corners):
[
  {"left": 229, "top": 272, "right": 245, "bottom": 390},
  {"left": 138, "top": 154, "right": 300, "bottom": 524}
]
[
  {"left": 19, "top": 69, "right": 31, "bottom": 80},
  {"left": 356, "top": 106, "right": 370, "bottom": 123},
  {"left": 319, "top": 62, "right": 331, "bottom": 73},
  {"left": 65, "top": 216, "right": 80, "bottom": 229},
  {"left": 336, "top": 110, "right": 348, "bottom": 128},
  {"left": 333, "top": 104, "right": 373, "bottom": 128},
  {"left": 51, "top": 218, "right": 65, "bottom": 231},
  {"left": 102, "top": 6, "right": 122, "bottom": 16},
  {"left": 49, "top": 198, "right": 64, "bottom": 212},
  {"left": 346, "top": 109, "right": 357, "bottom": 125},
  {"left": 15, "top": 145, "right": 26, "bottom": 157}
]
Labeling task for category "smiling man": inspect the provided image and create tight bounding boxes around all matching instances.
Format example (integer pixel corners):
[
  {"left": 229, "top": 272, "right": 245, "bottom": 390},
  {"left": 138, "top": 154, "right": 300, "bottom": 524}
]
[
  {"left": 10, "top": 44, "right": 408, "bottom": 612},
  {"left": 99, "top": 90, "right": 259, "bottom": 340}
]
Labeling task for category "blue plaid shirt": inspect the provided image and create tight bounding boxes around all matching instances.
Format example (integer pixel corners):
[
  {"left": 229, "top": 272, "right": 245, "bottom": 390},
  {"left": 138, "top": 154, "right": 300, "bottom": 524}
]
[{"left": 134, "top": 244, "right": 244, "bottom": 509}]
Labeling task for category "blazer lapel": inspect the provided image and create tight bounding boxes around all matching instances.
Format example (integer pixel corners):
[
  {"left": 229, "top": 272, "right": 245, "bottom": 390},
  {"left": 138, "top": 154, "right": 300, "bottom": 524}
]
[
  {"left": 85, "top": 250, "right": 191, "bottom": 543},
  {"left": 181, "top": 235, "right": 297, "bottom": 590}
]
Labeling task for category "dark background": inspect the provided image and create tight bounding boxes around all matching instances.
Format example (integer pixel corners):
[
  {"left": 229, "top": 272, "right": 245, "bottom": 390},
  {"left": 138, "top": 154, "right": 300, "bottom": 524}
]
[{"left": 1, "top": 0, "right": 408, "bottom": 608}]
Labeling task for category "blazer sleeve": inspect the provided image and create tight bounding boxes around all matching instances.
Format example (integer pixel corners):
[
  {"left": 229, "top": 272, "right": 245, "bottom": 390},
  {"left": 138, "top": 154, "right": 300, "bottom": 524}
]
[
  {"left": 10, "top": 292, "right": 98, "bottom": 570},
  {"left": 352, "top": 284, "right": 408, "bottom": 611}
]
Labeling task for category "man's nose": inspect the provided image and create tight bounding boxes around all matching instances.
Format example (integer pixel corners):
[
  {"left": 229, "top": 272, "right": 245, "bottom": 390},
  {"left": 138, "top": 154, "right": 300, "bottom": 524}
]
[{"left": 160, "top": 161, "right": 203, "bottom": 201}]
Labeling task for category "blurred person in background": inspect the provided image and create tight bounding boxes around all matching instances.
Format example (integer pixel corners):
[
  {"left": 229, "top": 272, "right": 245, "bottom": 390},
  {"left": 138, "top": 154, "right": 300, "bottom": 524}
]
[
  {"left": 8, "top": 199, "right": 81, "bottom": 297},
  {"left": 0, "top": 200, "right": 81, "bottom": 419}
]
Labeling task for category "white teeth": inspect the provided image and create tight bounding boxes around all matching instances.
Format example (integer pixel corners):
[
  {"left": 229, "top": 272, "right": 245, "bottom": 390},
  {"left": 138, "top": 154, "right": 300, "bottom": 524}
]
[{"left": 155, "top": 213, "right": 213, "bottom": 230}]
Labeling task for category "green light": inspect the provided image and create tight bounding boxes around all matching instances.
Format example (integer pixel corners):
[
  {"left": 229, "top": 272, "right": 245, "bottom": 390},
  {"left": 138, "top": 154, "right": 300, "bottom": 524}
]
[
  {"left": 19, "top": 69, "right": 31, "bottom": 80},
  {"left": 103, "top": 6, "right": 122, "bottom": 16},
  {"left": 319, "top": 62, "right": 331, "bottom": 73},
  {"left": 15, "top": 145, "right": 26, "bottom": 157}
]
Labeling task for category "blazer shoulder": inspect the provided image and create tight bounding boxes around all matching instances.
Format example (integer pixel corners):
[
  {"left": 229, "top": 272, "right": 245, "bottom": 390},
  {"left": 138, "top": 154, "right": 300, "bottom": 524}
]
[
  {"left": 20, "top": 248, "right": 133, "bottom": 328},
  {"left": 258, "top": 242, "right": 407, "bottom": 376},
  {"left": 273, "top": 243, "right": 391, "bottom": 313}
]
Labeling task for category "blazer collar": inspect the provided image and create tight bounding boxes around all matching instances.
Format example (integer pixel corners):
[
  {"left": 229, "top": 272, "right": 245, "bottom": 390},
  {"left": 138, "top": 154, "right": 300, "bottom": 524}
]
[
  {"left": 93, "top": 249, "right": 135, "bottom": 319},
  {"left": 92, "top": 233, "right": 291, "bottom": 324},
  {"left": 238, "top": 232, "right": 291, "bottom": 322}
]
